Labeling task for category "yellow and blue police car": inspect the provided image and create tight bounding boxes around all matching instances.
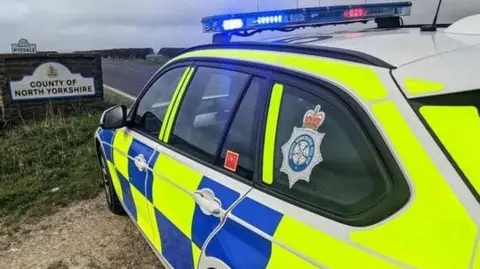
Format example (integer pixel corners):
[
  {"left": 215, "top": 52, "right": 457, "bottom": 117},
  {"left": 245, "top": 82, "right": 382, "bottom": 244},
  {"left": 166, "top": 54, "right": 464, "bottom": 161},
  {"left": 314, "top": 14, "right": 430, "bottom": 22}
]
[{"left": 95, "top": 2, "right": 480, "bottom": 268}]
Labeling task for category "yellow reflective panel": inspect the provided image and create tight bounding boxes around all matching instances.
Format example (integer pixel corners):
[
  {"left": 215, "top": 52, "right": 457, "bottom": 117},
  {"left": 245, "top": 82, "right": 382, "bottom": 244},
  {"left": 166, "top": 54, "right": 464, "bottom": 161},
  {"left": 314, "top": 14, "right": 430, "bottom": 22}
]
[
  {"left": 155, "top": 154, "right": 203, "bottom": 193},
  {"left": 107, "top": 160, "right": 123, "bottom": 201},
  {"left": 131, "top": 185, "right": 157, "bottom": 248},
  {"left": 152, "top": 154, "right": 202, "bottom": 238},
  {"left": 112, "top": 129, "right": 133, "bottom": 179},
  {"left": 267, "top": 243, "right": 319, "bottom": 269},
  {"left": 164, "top": 67, "right": 196, "bottom": 143},
  {"left": 176, "top": 49, "right": 387, "bottom": 101},
  {"left": 263, "top": 83, "right": 284, "bottom": 185},
  {"left": 192, "top": 243, "right": 201, "bottom": 269},
  {"left": 272, "top": 215, "right": 400, "bottom": 268},
  {"left": 420, "top": 106, "right": 480, "bottom": 195},
  {"left": 159, "top": 67, "right": 192, "bottom": 140},
  {"left": 152, "top": 176, "right": 194, "bottom": 237},
  {"left": 473, "top": 241, "right": 480, "bottom": 269},
  {"left": 404, "top": 78, "right": 444, "bottom": 95},
  {"left": 148, "top": 200, "right": 162, "bottom": 253},
  {"left": 350, "top": 101, "right": 477, "bottom": 269},
  {"left": 278, "top": 54, "right": 387, "bottom": 101}
]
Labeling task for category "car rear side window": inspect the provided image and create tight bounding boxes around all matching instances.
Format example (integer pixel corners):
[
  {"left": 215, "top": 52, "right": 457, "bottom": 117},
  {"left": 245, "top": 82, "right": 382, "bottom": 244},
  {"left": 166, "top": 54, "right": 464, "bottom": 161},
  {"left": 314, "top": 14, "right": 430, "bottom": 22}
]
[
  {"left": 409, "top": 89, "right": 480, "bottom": 201},
  {"left": 218, "top": 77, "right": 268, "bottom": 180},
  {"left": 132, "top": 67, "right": 187, "bottom": 137},
  {"left": 168, "top": 67, "right": 250, "bottom": 163},
  {"left": 266, "top": 84, "right": 391, "bottom": 217}
]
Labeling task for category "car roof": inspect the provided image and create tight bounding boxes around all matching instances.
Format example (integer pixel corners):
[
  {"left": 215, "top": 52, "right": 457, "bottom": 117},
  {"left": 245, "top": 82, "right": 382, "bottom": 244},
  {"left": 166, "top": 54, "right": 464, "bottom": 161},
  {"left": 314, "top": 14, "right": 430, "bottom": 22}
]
[
  {"left": 258, "top": 22, "right": 480, "bottom": 97},
  {"left": 265, "top": 27, "right": 480, "bottom": 68}
]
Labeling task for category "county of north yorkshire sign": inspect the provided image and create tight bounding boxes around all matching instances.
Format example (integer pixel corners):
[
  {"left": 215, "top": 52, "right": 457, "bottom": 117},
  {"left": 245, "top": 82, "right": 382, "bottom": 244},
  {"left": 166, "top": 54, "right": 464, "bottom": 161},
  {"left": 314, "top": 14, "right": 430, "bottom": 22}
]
[
  {"left": 9, "top": 62, "right": 96, "bottom": 101},
  {"left": 11, "top": 38, "right": 37, "bottom": 54}
]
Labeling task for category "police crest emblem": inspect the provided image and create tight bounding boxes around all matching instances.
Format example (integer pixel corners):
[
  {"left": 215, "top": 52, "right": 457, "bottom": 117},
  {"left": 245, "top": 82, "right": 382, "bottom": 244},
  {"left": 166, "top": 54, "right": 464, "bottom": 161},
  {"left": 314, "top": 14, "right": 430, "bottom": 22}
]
[{"left": 280, "top": 105, "right": 326, "bottom": 188}]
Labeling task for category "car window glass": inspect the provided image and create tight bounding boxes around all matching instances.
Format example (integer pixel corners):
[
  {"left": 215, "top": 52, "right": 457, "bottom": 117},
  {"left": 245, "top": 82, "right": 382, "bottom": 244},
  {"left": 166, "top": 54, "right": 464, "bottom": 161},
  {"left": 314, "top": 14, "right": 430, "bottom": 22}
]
[
  {"left": 132, "top": 67, "right": 187, "bottom": 137},
  {"left": 169, "top": 67, "right": 250, "bottom": 163},
  {"left": 270, "top": 84, "right": 389, "bottom": 216},
  {"left": 219, "top": 77, "right": 268, "bottom": 180}
]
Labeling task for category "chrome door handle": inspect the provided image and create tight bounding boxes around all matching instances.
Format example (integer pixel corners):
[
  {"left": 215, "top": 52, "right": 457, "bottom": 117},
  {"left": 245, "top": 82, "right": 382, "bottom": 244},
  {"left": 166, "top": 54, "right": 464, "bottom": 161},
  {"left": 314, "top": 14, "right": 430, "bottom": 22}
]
[
  {"left": 133, "top": 154, "right": 148, "bottom": 171},
  {"left": 193, "top": 189, "right": 222, "bottom": 216}
]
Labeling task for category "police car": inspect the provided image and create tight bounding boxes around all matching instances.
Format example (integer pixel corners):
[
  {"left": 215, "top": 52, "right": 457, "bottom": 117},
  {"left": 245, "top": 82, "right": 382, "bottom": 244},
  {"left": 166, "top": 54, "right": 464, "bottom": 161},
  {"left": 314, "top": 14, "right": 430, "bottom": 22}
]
[{"left": 95, "top": 1, "right": 480, "bottom": 268}]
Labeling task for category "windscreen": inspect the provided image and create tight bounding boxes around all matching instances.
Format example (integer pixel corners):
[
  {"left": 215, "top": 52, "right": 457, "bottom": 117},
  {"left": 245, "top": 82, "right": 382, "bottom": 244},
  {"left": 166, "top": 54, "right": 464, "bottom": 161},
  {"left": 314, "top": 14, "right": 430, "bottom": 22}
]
[{"left": 409, "top": 90, "right": 480, "bottom": 198}]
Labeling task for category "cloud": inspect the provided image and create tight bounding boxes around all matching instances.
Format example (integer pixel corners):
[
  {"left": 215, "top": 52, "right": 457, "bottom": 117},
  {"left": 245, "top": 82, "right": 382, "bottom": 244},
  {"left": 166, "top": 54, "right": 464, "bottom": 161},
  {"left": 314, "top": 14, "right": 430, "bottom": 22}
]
[{"left": 1, "top": 0, "right": 479, "bottom": 52}]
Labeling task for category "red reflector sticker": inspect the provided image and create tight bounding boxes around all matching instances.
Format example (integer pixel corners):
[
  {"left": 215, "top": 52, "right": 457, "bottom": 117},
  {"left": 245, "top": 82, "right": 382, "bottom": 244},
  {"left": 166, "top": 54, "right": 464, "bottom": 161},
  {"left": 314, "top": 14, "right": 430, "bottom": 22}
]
[{"left": 224, "top": 150, "right": 240, "bottom": 172}]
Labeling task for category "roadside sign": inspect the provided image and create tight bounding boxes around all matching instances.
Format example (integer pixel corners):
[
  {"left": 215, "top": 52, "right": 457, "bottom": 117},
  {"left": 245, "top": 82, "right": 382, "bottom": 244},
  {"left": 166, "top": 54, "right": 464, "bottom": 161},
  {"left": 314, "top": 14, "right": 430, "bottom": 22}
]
[
  {"left": 11, "top": 38, "right": 37, "bottom": 54},
  {"left": 9, "top": 62, "right": 95, "bottom": 101}
]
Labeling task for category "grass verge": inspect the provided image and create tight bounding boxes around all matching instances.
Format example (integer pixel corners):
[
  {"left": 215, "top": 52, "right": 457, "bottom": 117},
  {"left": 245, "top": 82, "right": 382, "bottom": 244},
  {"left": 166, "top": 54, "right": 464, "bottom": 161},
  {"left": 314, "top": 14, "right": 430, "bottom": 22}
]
[{"left": 0, "top": 102, "right": 112, "bottom": 227}]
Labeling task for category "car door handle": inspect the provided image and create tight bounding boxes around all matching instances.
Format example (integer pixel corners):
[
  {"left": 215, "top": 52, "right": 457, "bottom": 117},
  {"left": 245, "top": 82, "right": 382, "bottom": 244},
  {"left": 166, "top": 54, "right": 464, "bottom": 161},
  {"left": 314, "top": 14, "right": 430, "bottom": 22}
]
[
  {"left": 193, "top": 189, "right": 222, "bottom": 216},
  {"left": 133, "top": 154, "right": 148, "bottom": 171}
]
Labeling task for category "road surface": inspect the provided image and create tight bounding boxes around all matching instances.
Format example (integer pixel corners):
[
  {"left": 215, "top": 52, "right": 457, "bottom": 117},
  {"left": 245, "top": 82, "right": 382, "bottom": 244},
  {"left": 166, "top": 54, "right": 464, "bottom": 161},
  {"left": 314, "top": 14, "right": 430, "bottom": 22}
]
[{"left": 102, "top": 59, "right": 161, "bottom": 97}]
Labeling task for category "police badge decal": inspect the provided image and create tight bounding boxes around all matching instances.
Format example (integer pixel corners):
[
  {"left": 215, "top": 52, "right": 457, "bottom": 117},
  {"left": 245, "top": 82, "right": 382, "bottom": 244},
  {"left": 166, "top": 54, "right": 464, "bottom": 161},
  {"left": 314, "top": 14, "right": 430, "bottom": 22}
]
[{"left": 280, "top": 105, "right": 326, "bottom": 188}]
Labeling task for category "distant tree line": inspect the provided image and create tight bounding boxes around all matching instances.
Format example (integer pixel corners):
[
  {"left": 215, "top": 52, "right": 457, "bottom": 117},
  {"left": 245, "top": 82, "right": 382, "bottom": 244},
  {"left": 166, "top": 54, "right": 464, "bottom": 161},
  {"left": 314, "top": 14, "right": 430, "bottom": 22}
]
[
  {"left": 72, "top": 47, "right": 186, "bottom": 60},
  {"left": 157, "top": 48, "right": 186, "bottom": 59},
  {"left": 74, "top": 48, "right": 154, "bottom": 59},
  {"left": 37, "top": 51, "right": 58, "bottom": 54}
]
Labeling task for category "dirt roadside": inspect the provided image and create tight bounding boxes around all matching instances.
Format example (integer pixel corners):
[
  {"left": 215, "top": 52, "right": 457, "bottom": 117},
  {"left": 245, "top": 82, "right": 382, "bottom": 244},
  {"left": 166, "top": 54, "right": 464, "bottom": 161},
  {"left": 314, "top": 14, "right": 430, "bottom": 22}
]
[{"left": 0, "top": 193, "right": 164, "bottom": 269}]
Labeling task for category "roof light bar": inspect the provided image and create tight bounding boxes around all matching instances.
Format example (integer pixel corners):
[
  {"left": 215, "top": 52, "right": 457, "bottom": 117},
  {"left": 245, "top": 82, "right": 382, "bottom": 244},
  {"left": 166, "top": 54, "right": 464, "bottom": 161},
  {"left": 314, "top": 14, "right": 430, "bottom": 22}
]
[{"left": 202, "top": 2, "right": 412, "bottom": 34}]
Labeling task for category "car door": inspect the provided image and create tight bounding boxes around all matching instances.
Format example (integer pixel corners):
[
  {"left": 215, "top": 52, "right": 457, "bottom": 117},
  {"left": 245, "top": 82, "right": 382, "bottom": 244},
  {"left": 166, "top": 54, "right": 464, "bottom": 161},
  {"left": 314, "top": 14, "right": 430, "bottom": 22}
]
[
  {"left": 147, "top": 64, "right": 270, "bottom": 269},
  {"left": 200, "top": 77, "right": 410, "bottom": 268},
  {"left": 110, "top": 64, "right": 191, "bottom": 257}
]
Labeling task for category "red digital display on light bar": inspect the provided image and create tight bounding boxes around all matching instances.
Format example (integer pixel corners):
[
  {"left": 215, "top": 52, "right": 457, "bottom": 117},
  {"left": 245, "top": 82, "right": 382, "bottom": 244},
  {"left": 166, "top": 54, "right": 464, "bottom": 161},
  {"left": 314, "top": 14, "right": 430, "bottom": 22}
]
[{"left": 344, "top": 8, "right": 367, "bottom": 19}]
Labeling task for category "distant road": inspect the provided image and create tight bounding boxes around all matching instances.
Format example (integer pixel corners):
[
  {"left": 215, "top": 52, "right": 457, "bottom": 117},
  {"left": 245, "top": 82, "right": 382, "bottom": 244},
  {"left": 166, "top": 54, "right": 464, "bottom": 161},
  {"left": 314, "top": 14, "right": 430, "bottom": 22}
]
[{"left": 101, "top": 59, "right": 161, "bottom": 97}]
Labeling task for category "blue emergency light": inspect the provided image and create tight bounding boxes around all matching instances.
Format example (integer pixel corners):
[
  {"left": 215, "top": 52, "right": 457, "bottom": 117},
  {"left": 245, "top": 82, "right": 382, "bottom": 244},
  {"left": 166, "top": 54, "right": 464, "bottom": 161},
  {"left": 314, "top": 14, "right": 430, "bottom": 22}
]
[{"left": 202, "top": 2, "right": 412, "bottom": 39}]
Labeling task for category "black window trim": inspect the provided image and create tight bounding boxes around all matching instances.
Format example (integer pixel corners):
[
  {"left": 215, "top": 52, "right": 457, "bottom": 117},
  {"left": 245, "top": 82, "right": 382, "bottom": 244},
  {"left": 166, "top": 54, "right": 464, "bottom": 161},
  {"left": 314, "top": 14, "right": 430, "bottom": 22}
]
[
  {"left": 179, "top": 57, "right": 409, "bottom": 227},
  {"left": 127, "top": 57, "right": 410, "bottom": 227},
  {"left": 214, "top": 76, "right": 271, "bottom": 181},
  {"left": 213, "top": 75, "right": 253, "bottom": 160},
  {"left": 127, "top": 59, "right": 273, "bottom": 187},
  {"left": 165, "top": 62, "right": 272, "bottom": 185},
  {"left": 166, "top": 66, "right": 248, "bottom": 164},
  {"left": 269, "top": 75, "right": 409, "bottom": 226},
  {"left": 256, "top": 77, "right": 397, "bottom": 225},
  {"left": 127, "top": 61, "right": 194, "bottom": 122}
]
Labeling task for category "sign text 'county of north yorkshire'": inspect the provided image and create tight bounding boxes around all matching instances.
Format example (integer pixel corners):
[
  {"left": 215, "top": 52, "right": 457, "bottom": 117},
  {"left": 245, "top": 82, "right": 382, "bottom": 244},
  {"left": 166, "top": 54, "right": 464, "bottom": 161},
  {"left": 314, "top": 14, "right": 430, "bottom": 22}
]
[{"left": 9, "top": 62, "right": 96, "bottom": 101}]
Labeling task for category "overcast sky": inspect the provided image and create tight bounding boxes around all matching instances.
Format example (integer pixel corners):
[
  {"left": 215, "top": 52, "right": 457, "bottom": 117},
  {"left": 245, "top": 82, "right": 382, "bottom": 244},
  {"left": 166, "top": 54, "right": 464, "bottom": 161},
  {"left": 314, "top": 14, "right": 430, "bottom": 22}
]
[{"left": 1, "top": 0, "right": 480, "bottom": 52}]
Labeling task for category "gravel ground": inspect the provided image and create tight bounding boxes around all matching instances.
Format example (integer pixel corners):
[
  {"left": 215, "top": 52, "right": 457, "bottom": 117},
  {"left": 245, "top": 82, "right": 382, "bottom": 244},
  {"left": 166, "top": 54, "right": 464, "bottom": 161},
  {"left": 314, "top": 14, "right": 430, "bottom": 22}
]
[{"left": 0, "top": 193, "right": 164, "bottom": 269}]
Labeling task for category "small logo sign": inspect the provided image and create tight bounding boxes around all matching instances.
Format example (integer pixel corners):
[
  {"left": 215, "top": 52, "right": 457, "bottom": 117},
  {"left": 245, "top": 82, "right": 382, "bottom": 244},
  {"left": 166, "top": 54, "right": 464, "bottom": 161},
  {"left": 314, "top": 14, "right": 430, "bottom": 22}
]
[
  {"left": 224, "top": 150, "right": 240, "bottom": 172},
  {"left": 280, "top": 105, "right": 326, "bottom": 188},
  {"left": 11, "top": 38, "right": 37, "bottom": 54}
]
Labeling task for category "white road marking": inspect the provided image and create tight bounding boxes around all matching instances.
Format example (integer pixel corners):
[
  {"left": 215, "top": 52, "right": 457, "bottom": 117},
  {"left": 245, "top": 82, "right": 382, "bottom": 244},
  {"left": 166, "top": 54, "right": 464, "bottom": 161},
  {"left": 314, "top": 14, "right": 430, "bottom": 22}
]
[{"left": 103, "top": 84, "right": 136, "bottom": 101}]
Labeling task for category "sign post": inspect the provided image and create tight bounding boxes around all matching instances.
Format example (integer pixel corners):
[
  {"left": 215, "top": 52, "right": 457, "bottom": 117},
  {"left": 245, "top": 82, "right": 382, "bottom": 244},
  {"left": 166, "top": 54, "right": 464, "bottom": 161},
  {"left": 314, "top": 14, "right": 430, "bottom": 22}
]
[{"left": 11, "top": 38, "right": 37, "bottom": 54}]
